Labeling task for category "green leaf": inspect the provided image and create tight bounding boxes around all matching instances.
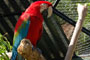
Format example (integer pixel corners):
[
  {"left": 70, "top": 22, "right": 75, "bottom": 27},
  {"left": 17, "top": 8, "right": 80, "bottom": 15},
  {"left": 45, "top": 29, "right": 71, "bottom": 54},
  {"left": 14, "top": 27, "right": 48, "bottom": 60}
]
[{"left": 0, "top": 33, "right": 11, "bottom": 60}]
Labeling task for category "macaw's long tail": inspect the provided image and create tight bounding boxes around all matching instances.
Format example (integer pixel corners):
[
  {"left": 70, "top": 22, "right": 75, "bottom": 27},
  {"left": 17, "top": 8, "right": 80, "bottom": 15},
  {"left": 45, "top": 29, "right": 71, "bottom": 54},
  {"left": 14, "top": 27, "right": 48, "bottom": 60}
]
[{"left": 11, "top": 48, "right": 18, "bottom": 60}]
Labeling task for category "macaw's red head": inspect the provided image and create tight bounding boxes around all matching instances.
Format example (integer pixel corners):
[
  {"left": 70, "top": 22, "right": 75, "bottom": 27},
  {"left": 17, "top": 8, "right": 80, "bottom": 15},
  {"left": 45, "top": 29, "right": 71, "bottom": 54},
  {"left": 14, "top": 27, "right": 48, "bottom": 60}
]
[{"left": 25, "top": 1, "right": 52, "bottom": 18}]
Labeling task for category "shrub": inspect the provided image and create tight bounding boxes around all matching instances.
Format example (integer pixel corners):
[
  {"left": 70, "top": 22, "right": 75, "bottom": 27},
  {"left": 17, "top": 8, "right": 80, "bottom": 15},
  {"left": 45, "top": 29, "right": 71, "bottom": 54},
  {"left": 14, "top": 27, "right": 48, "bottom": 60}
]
[{"left": 0, "top": 33, "right": 12, "bottom": 60}]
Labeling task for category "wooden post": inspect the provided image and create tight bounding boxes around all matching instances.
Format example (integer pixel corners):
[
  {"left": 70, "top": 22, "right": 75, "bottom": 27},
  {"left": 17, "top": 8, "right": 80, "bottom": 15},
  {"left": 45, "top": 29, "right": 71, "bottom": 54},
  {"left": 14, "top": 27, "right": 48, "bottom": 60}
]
[
  {"left": 64, "top": 4, "right": 87, "bottom": 60},
  {"left": 17, "top": 39, "right": 46, "bottom": 60}
]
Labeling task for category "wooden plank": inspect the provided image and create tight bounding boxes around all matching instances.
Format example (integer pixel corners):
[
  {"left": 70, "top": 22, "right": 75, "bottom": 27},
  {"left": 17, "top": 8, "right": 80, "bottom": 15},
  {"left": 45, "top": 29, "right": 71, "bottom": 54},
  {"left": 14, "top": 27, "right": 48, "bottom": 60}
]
[
  {"left": 43, "top": 21, "right": 63, "bottom": 52},
  {"left": 0, "top": 29, "right": 4, "bottom": 34},
  {"left": 37, "top": 35, "right": 52, "bottom": 60},
  {"left": 43, "top": 29, "right": 61, "bottom": 58},
  {"left": 15, "top": 0, "right": 26, "bottom": 11},
  {"left": 43, "top": 23, "right": 62, "bottom": 58},
  {"left": 0, "top": 24, "right": 11, "bottom": 42},
  {"left": 43, "top": 14, "right": 68, "bottom": 56},
  {"left": 0, "top": 23, "right": 6, "bottom": 34},
  {"left": 0, "top": 0, "right": 17, "bottom": 26},
  {"left": 0, "top": 16, "right": 13, "bottom": 45},
  {"left": 8, "top": 0, "right": 22, "bottom": 12},
  {"left": 20, "top": 0, "right": 30, "bottom": 9}
]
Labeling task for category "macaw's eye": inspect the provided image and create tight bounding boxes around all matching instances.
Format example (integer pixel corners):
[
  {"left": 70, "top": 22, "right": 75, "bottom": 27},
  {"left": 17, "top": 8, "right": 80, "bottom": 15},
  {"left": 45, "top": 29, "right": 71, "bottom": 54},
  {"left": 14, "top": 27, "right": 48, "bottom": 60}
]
[
  {"left": 40, "top": 3, "right": 48, "bottom": 13},
  {"left": 42, "top": 6, "right": 53, "bottom": 18}
]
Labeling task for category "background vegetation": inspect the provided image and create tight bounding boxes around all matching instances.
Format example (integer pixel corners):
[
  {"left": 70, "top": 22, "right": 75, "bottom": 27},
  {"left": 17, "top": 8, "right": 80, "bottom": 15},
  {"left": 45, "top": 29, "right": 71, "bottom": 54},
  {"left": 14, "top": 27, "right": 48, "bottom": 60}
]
[{"left": 0, "top": 33, "right": 12, "bottom": 60}]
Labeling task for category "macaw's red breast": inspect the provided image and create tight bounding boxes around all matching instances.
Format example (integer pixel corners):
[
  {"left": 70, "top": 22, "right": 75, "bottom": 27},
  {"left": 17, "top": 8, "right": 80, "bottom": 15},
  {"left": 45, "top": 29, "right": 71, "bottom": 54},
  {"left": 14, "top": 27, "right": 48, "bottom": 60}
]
[
  {"left": 25, "top": 1, "right": 52, "bottom": 46},
  {"left": 26, "top": 16, "right": 43, "bottom": 47},
  {"left": 15, "top": 1, "right": 52, "bottom": 47}
]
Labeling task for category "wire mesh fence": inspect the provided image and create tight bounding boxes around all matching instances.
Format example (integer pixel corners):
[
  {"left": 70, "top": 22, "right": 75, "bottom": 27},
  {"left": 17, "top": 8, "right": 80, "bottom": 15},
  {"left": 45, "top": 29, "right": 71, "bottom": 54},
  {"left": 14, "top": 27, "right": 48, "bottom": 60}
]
[{"left": 56, "top": 0, "right": 90, "bottom": 56}]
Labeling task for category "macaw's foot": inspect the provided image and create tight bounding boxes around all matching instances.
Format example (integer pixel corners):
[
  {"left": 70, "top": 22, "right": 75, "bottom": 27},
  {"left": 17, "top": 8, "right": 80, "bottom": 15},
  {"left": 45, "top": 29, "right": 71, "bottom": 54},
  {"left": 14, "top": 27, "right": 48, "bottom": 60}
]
[
  {"left": 17, "top": 39, "right": 33, "bottom": 59},
  {"left": 17, "top": 39, "right": 46, "bottom": 60}
]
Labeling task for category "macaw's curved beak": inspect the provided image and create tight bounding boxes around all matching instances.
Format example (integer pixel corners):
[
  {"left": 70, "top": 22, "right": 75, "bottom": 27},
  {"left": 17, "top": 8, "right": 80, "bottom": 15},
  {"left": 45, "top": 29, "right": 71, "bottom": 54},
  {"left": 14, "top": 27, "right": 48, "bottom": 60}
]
[
  {"left": 40, "top": 3, "right": 53, "bottom": 18},
  {"left": 47, "top": 6, "right": 53, "bottom": 18}
]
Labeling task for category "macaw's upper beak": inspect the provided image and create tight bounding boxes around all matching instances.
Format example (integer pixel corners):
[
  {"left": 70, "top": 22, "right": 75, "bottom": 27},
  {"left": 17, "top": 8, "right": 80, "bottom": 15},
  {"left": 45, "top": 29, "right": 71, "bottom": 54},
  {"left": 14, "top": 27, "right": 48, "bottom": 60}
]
[
  {"left": 42, "top": 6, "right": 53, "bottom": 18},
  {"left": 47, "top": 6, "right": 53, "bottom": 18}
]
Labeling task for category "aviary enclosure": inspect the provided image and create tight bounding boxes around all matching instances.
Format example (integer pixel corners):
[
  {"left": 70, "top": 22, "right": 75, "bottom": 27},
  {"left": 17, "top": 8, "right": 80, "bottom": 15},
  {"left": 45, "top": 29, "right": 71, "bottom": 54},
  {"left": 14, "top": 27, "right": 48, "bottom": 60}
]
[{"left": 0, "top": 0, "right": 90, "bottom": 60}]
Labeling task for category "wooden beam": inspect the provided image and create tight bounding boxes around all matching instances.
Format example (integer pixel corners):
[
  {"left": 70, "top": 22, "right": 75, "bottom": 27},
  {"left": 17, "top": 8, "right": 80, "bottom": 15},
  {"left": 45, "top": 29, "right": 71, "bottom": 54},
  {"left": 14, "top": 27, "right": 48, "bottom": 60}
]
[{"left": 64, "top": 4, "right": 87, "bottom": 60}]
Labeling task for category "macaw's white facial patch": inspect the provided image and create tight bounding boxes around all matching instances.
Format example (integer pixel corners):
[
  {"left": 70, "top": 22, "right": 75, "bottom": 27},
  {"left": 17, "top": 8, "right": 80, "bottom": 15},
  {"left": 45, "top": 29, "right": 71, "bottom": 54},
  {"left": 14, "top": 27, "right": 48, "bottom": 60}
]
[{"left": 40, "top": 3, "right": 48, "bottom": 13}]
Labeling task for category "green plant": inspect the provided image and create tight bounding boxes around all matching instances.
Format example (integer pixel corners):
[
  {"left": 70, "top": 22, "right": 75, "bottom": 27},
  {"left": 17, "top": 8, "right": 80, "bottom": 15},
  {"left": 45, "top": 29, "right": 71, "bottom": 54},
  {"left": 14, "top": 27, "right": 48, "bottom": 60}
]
[{"left": 0, "top": 33, "right": 12, "bottom": 60}]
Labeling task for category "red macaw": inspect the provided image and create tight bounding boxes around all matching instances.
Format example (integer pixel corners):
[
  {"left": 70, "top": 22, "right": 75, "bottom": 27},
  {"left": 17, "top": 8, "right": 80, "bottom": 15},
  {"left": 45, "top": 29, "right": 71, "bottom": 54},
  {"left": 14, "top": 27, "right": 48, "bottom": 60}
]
[{"left": 11, "top": 1, "right": 52, "bottom": 60}]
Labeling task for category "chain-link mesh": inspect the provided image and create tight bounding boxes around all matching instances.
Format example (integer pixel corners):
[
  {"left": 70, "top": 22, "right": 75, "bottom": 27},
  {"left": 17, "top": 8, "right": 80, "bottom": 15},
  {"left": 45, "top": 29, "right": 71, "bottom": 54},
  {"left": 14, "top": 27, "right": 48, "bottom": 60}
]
[{"left": 56, "top": 0, "right": 90, "bottom": 56}]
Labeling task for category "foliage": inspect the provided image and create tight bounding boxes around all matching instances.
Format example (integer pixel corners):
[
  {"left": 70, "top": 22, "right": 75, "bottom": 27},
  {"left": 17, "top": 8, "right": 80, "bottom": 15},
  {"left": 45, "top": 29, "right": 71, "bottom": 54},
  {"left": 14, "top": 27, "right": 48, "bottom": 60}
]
[{"left": 0, "top": 33, "right": 12, "bottom": 60}]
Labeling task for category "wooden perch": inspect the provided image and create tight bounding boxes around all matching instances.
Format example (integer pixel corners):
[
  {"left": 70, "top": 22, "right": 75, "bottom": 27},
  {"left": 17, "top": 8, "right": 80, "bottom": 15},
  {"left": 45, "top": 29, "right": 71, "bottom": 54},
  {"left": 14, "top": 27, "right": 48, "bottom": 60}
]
[
  {"left": 64, "top": 4, "right": 87, "bottom": 60},
  {"left": 17, "top": 39, "right": 46, "bottom": 60}
]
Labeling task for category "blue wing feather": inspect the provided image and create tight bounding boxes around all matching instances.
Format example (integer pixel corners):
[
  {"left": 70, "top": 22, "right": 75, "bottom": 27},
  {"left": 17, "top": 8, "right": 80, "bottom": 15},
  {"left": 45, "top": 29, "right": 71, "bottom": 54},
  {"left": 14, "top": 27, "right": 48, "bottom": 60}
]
[{"left": 11, "top": 18, "right": 30, "bottom": 60}]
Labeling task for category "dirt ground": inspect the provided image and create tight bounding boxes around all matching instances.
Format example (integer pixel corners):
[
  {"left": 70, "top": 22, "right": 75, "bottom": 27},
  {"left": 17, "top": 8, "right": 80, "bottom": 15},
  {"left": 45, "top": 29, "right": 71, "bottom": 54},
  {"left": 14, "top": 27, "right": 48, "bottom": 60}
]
[{"left": 61, "top": 23, "right": 74, "bottom": 40}]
